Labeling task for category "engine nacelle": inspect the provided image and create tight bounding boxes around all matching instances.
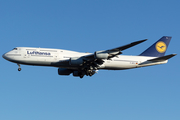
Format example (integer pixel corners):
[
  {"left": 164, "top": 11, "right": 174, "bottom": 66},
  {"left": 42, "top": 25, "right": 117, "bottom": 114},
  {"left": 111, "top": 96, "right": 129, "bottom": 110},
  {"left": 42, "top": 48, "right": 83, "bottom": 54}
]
[
  {"left": 94, "top": 51, "right": 109, "bottom": 59},
  {"left": 58, "top": 68, "right": 72, "bottom": 75},
  {"left": 69, "top": 57, "right": 84, "bottom": 66}
]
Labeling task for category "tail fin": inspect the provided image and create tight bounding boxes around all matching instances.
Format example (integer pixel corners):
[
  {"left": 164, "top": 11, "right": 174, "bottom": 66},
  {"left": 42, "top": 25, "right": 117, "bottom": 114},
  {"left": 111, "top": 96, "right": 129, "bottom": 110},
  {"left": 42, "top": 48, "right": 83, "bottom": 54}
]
[{"left": 139, "top": 36, "right": 171, "bottom": 57}]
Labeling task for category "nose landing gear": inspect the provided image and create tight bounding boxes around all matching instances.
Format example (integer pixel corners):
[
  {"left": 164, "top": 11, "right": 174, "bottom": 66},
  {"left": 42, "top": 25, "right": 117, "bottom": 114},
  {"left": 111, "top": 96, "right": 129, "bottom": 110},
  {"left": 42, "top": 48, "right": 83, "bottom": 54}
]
[{"left": 17, "top": 64, "right": 21, "bottom": 71}]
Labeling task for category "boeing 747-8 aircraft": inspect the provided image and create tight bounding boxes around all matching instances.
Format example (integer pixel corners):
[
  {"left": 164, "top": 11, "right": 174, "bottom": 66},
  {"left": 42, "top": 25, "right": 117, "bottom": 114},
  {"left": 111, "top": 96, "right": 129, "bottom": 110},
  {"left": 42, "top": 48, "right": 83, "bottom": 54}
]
[{"left": 2, "top": 36, "right": 176, "bottom": 78}]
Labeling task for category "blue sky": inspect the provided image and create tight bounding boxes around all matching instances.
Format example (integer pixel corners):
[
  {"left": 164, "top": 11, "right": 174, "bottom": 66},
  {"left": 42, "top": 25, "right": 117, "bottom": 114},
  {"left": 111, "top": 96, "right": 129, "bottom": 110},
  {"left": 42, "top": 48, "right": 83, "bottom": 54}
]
[{"left": 1, "top": 0, "right": 180, "bottom": 120}]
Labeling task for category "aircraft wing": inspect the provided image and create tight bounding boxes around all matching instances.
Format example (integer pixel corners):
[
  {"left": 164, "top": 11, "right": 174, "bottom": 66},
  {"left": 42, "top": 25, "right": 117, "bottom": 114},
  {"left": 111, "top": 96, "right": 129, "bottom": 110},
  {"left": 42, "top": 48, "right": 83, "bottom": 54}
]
[{"left": 83, "top": 39, "right": 147, "bottom": 60}]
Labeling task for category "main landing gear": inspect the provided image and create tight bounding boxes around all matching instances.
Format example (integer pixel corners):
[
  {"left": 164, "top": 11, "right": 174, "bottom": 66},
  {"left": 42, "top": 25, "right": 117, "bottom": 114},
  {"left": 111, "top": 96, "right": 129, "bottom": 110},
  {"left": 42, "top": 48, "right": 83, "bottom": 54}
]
[{"left": 17, "top": 64, "right": 21, "bottom": 71}]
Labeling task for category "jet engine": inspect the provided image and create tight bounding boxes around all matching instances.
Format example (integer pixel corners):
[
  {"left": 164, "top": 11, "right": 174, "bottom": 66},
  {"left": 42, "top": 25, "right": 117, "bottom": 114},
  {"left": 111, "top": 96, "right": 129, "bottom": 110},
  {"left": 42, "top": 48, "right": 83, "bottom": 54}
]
[
  {"left": 58, "top": 68, "right": 72, "bottom": 75},
  {"left": 69, "top": 57, "right": 84, "bottom": 66},
  {"left": 94, "top": 51, "right": 109, "bottom": 59}
]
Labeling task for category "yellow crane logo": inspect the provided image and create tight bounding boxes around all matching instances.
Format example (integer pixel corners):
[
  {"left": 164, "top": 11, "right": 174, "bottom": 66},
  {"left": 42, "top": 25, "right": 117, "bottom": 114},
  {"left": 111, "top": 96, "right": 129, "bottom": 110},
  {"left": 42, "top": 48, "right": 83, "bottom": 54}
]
[{"left": 156, "top": 41, "right": 167, "bottom": 53}]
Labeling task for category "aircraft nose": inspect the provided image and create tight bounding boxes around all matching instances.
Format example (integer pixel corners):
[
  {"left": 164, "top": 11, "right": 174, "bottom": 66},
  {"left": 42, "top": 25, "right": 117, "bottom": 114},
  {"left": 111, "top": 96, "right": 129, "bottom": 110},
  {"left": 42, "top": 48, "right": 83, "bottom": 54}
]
[
  {"left": 2, "top": 53, "right": 8, "bottom": 60},
  {"left": 2, "top": 52, "right": 11, "bottom": 60}
]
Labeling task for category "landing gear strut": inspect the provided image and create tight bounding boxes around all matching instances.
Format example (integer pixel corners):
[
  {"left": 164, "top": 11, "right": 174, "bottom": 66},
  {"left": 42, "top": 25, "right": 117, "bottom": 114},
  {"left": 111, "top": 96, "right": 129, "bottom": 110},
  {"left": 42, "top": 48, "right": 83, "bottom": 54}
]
[{"left": 17, "top": 64, "right": 21, "bottom": 71}]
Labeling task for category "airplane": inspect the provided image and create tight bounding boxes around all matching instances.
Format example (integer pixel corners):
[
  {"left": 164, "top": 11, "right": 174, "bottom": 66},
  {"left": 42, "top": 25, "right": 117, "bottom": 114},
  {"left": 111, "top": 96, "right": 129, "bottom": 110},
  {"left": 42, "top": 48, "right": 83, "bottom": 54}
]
[{"left": 2, "top": 36, "right": 177, "bottom": 78}]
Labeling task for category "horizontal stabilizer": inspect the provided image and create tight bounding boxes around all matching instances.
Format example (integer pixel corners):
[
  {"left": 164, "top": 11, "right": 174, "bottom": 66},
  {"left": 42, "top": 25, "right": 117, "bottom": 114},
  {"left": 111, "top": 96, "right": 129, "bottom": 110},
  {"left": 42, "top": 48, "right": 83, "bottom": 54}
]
[{"left": 148, "top": 54, "right": 177, "bottom": 62}]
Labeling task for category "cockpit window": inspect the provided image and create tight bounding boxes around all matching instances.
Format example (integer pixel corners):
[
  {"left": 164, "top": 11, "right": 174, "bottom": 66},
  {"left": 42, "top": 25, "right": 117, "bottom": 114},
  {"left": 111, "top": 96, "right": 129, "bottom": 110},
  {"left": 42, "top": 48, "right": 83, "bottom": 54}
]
[{"left": 13, "top": 48, "right": 18, "bottom": 50}]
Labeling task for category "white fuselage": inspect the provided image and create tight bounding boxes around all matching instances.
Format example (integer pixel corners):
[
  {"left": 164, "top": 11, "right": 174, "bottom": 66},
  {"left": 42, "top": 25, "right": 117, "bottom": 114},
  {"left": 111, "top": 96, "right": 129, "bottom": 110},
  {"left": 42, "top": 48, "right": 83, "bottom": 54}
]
[{"left": 3, "top": 47, "right": 168, "bottom": 70}]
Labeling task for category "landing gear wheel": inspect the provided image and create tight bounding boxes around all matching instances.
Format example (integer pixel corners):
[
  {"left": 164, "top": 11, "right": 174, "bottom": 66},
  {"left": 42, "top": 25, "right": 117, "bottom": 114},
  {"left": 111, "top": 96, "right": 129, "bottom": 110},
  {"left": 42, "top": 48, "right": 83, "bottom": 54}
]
[
  {"left": 80, "top": 75, "right": 84, "bottom": 79},
  {"left": 17, "top": 64, "right": 21, "bottom": 71}
]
